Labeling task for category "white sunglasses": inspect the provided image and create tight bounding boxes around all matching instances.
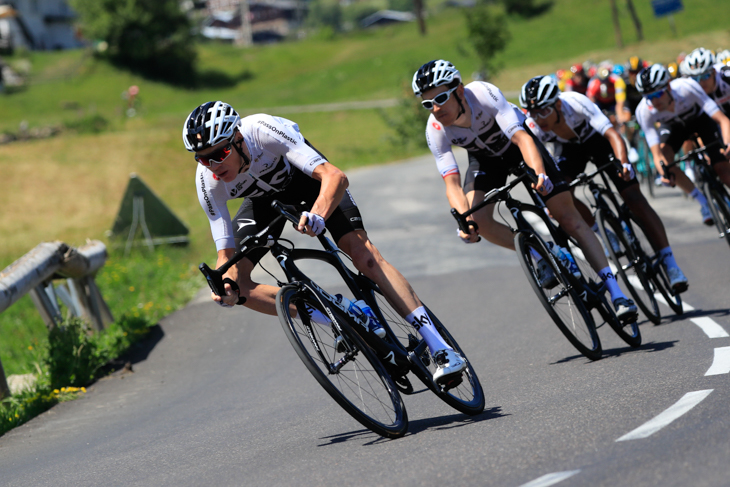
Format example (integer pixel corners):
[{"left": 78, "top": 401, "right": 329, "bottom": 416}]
[{"left": 421, "top": 86, "right": 458, "bottom": 110}]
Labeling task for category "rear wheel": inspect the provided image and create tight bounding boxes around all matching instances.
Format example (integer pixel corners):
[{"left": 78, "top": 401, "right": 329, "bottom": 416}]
[
  {"left": 277, "top": 284, "right": 408, "bottom": 439},
  {"left": 515, "top": 232, "right": 602, "bottom": 360},
  {"left": 364, "top": 285, "right": 485, "bottom": 416},
  {"left": 707, "top": 186, "right": 730, "bottom": 248},
  {"left": 597, "top": 208, "right": 660, "bottom": 325}
]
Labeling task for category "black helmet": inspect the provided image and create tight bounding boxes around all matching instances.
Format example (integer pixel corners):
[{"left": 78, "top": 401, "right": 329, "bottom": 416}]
[
  {"left": 636, "top": 64, "right": 670, "bottom": 94},
  {"left": 519, "top": 75, "right": 560, "bottom": 110},
  {"left": 412, "top": 60, "right": 462, "bottom": 96},
  {"left": 183, "top": 101, "right": 240, "bottom": 152}
]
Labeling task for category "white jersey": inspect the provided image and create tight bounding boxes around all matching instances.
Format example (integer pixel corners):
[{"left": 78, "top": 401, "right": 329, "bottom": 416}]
[
  {"left": 425, "top": 81, "right": 525, "bottom": 178},
  {"left": 710, "top": 63, "right": 730, "bottom": 115},
  {"left": 196, "top": 114, "right": 327, "bottom": 251},
  {"left": 636, "top": 77, "right": 720, "bottom": 147},
  {"left": 526, "top": 91, "right": 613, "bottom": 145}
]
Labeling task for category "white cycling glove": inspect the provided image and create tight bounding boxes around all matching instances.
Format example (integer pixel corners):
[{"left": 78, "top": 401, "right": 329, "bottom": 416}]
[
  {"left": 456, "top": 228, "right": 477, "bottom": 244},
  {"left": 217, "top": 300, "right": 234, "bottom": 308},
  {"left": 301, "top": 211, "right": 326, "bottom": 235},
  {"left": 538, "top": 173, "right": 554, "bottom": 194},
  {"left": 622, "top": 163, "right": 636, "bottom": 180}
]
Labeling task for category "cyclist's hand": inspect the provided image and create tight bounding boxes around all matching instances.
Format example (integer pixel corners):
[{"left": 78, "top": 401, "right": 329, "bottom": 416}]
[
  {"left": 620, "top": 163, "right": 635, "bottom": 181},
  {"left": 211, "top": 281, "right": 238, "bottom": 308},
  {"left": 456, "top": 228, "right": 479, "bottom": 244},
  {"left": 297, "top": 211, "right": 325, "bottom": 236},
  {"left": 533, "top": 173, "right": 553, "bottom": 196}
]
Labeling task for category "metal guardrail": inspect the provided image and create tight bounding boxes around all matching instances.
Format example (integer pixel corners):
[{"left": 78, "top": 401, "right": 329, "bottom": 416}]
[{"left": 0, "top": 240, "right": 113, "bottom": 399}]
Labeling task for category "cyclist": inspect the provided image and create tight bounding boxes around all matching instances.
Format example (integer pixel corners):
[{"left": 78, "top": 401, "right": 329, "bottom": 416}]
[
  {"left": 586, "top": 65, "right": 627, "bottom": 126},
  {"left": 619, "top": 56, "right": 647, "bottom": 126},
  {"left": 520, "top": 75, "right": 689, "bottom": 292},
  {"left": 183, "top": 101, "right": 466, "bottom": 383},
  {"left": 716, "top": 50, "right": 730, "bottom": 67},
  {"left": 635, "top": 63, "right": 730, "bottom": 224},
  {"left": 679, "top": 48, "right": 730, "bottom": 191},
  {"left": 565, "top": 63, "right": 589, "bottom": 95},
  {"left": 411, "top": 59, "right": 637, "bottom": 321}
]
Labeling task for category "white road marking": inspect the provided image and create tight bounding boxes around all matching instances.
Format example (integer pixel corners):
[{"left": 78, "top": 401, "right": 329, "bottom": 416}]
[
  {"left": 519, "top": 470, "right": 581, "bottom": 487},
  {"left": 688, "top": 317, "right": 729, "bottom": 338},
  {"left": 705, "top": 347, "right": 730, "bottom": 376},
  {"left": 616, "top": 389, "right": 714, "bottom": 441}
]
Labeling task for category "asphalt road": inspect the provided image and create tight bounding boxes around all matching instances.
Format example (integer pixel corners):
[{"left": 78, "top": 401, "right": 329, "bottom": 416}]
[{"left": 1, "top": 151, "right": 729, "bottom": 487}]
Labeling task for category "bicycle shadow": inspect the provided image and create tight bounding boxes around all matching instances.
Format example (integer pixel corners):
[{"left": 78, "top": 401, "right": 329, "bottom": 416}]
[
  {"left": 551, "top": 339, "right": 678, "bottom": 364},
  {"left": 317, "top": 407, "right": 507, "bottom": 446},
  {"left": 656, "top": 307, "right": 730, "bottom": 326}
]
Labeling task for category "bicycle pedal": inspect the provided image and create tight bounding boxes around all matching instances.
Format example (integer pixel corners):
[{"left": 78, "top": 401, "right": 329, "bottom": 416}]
[
  {"left": 438, "top": 373, "right": 464, "bottom": 392},
  {"left": 334, "top": 335, "right": 346, "bottom": 353}
]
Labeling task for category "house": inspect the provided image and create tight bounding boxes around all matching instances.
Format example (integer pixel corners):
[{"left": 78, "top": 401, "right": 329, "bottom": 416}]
[
  {"left": 0, "top": 0, "right": 83, "bottom": 52},
  {"left": 202, "top": 0, "right": 304, "bottom": 45},
  {"left": 360, "top": 10, "right": 415, "bottom": 29}
]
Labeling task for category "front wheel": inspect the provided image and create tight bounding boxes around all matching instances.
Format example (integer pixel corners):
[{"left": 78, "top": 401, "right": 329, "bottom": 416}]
[
  {"left": 707, "top": 186, "right": 730, "bottom": 248},
  {"left": 515, "top": 232, "right": 602, "bottom": 360},
  {"left": 276, "top": 284, "right": 408, "bottom": 439}
]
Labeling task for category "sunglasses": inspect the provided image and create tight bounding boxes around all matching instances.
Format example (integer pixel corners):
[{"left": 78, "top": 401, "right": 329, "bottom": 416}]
[
  {"left": 528, "top": 106, "right": 554, "bottom": 120},
  {"left": 195, "top": 139, "right": 233, "bottom": 167},
  {"left": 644, "top": 89, "right": 666, "bottom": 101},
  {"left": 691, "top": 72, "right": 713, "bottom": 82},
  {"left": 421, "top": 86, "right": 458, "bottom": 110}
]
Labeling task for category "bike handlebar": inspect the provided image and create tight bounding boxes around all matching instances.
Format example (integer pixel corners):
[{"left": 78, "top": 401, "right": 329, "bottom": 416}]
[{"left": 660, "top": 139, "right": 726, "bottom": 185}]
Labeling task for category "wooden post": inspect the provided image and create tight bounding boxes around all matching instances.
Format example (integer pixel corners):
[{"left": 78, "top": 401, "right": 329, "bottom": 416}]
[{"left": 0, "top": 358, "right": 10, "bottom": 399}]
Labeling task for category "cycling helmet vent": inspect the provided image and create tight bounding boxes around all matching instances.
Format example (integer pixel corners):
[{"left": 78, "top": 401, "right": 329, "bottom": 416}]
[
  {"left": 519, "top": 75, "right": 560, "bottom": 110},
  {"left": 636, "top": 64, "right": 670, "bottom": 94},
  {"left": 412, "top": 60, "right": 462, "bottom": 96},
  {"left": 183, "top": 101, "right": 241, "bottom": 152},
  {"left": 682, "top": 47, "right": 715, "bottom": 77},
  {"left": 717, "top": 49, "right": 730, "bottom": 66}
]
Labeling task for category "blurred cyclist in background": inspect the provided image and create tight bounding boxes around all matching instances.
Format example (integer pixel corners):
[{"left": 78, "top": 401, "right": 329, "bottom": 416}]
[{"left": 565, "top": 63, "right": 589, "bottom": 95}]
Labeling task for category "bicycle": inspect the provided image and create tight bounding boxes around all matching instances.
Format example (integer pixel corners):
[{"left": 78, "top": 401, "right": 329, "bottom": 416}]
[
  {"left": 568, "top": 161, "right": 684, "bottom": 322},
  {"left": 664, "top": 141, "right": 730, "bottom": 249},
  {"left": 451, "top": 164, "right": 640, "bottom": 362},
  {"left": 199, "top": 201, "right": 485, "bottom": 439},
  {"left": 627, "top": 121, "right": 656, "bottom": 198}
]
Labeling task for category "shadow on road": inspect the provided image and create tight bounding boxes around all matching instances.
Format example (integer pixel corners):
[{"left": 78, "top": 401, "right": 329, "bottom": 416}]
[
  {"left": 552, "top": 340, "right": 678, "bottom": 364},
  {"left": 98, "top": 324, "right": 166, "bottom": 375},
  {"left": 317, "top": 407, "right": 508, "bottom": 446},
  {"left": 657, "top": 307, "right": 730, "bottom": 326}
]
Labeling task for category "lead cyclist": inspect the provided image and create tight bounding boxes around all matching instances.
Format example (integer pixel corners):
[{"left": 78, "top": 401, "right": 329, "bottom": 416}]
[
  {"left": 411, "top": 59, "right": 637, "bottom": 322},
  {"left": 183, "top": 101, "right": 466, "bottom": 383}
]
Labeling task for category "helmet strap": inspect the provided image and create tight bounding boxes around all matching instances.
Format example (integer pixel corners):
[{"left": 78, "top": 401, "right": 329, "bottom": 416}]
[
  {"left": 232, "top": 135, "right": 251, "bottom": 173},
  {"left": 454, "top": 92, "right": 466, "bottom": 120}
]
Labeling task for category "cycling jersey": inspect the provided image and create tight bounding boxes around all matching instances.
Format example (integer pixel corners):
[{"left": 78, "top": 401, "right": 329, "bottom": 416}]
[
  {"left": 425, "top": 81, "right": 525, "bottom": 178},
  {"left": 586, "top": 75, "right": 626, "bottom": 107},
  {"left": 624, "top": 80, "right": 643, "bottom": 115},
  {"left": 564, "top": 77, "right": 588, "bottom": 95},
  {"left": 635, "top": 77, "right": 720, "bottom": 148},
  {"left": 709, "top": 63, "right": 730, "bottom": 115},
  {"left": 526, "top": 91, "right": 613, "bottom": 145},
  {"left": 197, "top": 114, "right": 343, "bottom": 252}
]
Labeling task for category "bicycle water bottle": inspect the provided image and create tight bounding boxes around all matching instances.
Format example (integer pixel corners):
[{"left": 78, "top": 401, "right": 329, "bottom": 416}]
[
  {"left": 621, "top": 221, "right": 636, "bottom": 245},
  {"left": 548, "top": 242, "right": 581, "bottom": 278},
  {"left": 354, "top": 299, "right": 387, "bottom": 338},
  {"left": 334, "top": 294, "right": 372, "bottom": 331}
]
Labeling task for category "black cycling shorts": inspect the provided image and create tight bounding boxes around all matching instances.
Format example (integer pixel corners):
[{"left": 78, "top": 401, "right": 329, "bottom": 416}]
[
  {"left": 659, "top": 112, "right": 725, "bottom": 164},
  {"left": 231, "top": 149, "right": 364, "bottom": 266},
  {"left": 556, "top": 132, "right": 639, "bottom": 194},
  {"left": 462, "top": 125, "right": 568, "bottom": 201}
]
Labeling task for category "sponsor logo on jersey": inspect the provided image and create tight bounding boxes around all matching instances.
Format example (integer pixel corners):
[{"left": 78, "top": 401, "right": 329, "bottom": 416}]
[
  {"left": 257, "top": 120, "right": 298, "bottom": 145},
  {"left": 350, "top": 217, "right": 362, "bottom": 222},
  {"left": 236, "top": 218, "right": 256, "bottom": 230},
  {"left": 475, "top": 110, "right": 483, "bottom": 120},
  {"left": 199, "top": 172, "right": 215, "bottom": 216},
  {"left": 452, "top": 137, "right": 467, "bottom": 145},
  {"left": 432, "top": 122, "right": 442, "bottom": 130},
  {"left": 486, "top": 87, "right": 499, "bottom": 102}
]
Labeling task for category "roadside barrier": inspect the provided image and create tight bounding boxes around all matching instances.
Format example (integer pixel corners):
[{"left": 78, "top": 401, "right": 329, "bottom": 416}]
[{"left": 0, "top": 240, "right": 113, "bottom": 399}]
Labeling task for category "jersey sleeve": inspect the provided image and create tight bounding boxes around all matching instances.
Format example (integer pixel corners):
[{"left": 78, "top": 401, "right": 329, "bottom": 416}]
[
  {"left": 196, "top": 165, "right": 236, "bottom": 251},
  {"left": 573, "top": 92, "right": 613, "bottom": 135},
  {"left": 585, "top": 79, "right": 599, "bottom": 100},
  {"left": 252, "top": 115, "right": 327, "bottom": 176},
  {"left": 425, "top": 117, "right": 460, "bottom": 178},
  {"left": 482, "top": 83, "right": 525, "bottom": 139},
  {"left": 614, "top": 76, "right": 626, "bottom": 103},
  {"left": 684, "top": 79, "right": 720, "bottom": 117},
  {"left": 635, "top": 102, "right": 660, "bottom": 147}
]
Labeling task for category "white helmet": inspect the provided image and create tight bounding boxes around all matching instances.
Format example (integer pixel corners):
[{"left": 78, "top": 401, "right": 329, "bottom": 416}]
[
  {"left": 716, "top": 49, "right": 730, "bottom": 66},
  {"left": 636, "top": 64, "right": 670, "bottom": 94},
  {"left": 682, "top": 48, "right": 715, "bottom": 77},
  {"left": 519, "top": 75, "right": 560, "bottom": 110},
  {"left": 412, "top": 60, "right": 462, "bottom": 96},
  {"left": 183, "top": 101, "right": 241, "bottom": 152}
]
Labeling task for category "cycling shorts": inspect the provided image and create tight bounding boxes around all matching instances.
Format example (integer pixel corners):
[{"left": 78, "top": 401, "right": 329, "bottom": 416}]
[
  {"left": 556, "top": 133, "right": 638, "bottom": 194},
  {"left": 232, "top": 145, "right": 364, "bottom": 266},
  {"left": 659, "top": 113, "right": 726, "bottom": 164},
  {"left": 463, "top": 124, "right": 568, "bottom": 200}
]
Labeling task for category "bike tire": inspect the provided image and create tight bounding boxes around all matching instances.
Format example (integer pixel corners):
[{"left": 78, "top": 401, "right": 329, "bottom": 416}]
[
  {"left": 365, "top": 287, "right": 485, "bottom": 416},
  {"left": 515, "top": 232, "right": 602, "bottom": 360},
  {"left": 628, "top": 215, "right": 684, "bottom": 315},
  {"left": 637, "top": 137, "right": 655, "bottom": 198},
  {"left": 708, "top": 186, "right": 730, "bottom": 248},
  {"left": 276, "top": 284, "right": 408, "bottom": 439},
  {"left": 597, "top": 209, "right": 661, "bottom": 325}
]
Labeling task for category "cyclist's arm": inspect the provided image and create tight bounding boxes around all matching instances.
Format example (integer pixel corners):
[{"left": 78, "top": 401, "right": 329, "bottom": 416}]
[
  {"left": 512, "top": 129, "right": 549, "bottom": 194},
  {"left": 709, "top": 110, "right": 730, "bottom": 157},
  {"left": 299, "top": 162, "right": 348, "bottom": 235},
  {"left": 604, "top": 127, "right": 631, "bottom": 178},
  {"left": 215, "top": 248, "right": 241, "bottom": 306}
]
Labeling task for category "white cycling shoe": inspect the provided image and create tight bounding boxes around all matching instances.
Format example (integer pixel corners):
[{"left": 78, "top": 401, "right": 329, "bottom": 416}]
[
  {"left": 667, "top": 266, "right": 689, "bottom": 294},
  {"left": 432, "top": 349, "right": 466, "bottom": 385},
  {"left": 613, "top": 297, "right": 638, "bottom": 323}
]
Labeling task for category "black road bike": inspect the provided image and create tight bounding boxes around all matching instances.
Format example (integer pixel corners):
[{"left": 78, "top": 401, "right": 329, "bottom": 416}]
[
  {"left": 569, "top": 161, "right": 684, "bottom": 322},
  {"left": 451, "top": 164, "right": 641, "bottom": 361},
  {"left": 199, "top": 201, "right": 485, "bottom": 439},
  {"left": 665, "top": 141, "right": 730, "bottom": 249}
]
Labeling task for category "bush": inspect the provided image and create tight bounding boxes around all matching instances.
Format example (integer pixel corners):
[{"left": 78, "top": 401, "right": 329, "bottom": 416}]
[
  {"left": 463, "top": 5, "right": 511, "bottom": 78},
  {"left": 379, "top": 77, "right": 431, "bottom": 150}
]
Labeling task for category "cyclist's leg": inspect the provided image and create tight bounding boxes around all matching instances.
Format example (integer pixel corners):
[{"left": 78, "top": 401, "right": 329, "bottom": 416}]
[
  {"left": 694, "top": 114, "right": 730, "bottom": 189},
  {"left": 715, "top": 160, "right": 730, "bottom": 188},
  {"left": 462, "top": 151, "right": 515, "bottom": 249}
]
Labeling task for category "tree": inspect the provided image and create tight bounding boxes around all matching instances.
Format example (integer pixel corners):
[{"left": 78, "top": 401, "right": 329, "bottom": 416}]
[
  {"left": 463, "top": 6, "right": 510, "bottom": 80},
  {"left": 69, "top": 0, "right": 196, "bottom": 84},
  {"left": 609, "top": 0, "right": 623, "bottom": 48},
  {"left": 625, "top": 0, "right": 643, "bottom": 41}
]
